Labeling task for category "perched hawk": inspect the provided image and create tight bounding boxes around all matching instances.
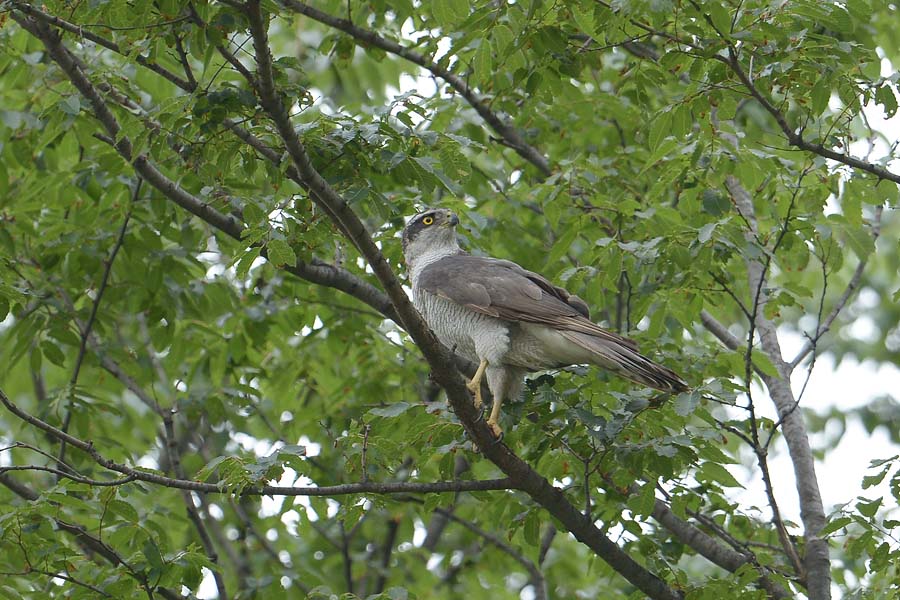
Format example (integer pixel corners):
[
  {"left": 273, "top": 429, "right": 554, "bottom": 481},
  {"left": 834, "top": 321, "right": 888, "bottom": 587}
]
[{"left": 402, "top": 208, "right": 688, "bottom": 438}]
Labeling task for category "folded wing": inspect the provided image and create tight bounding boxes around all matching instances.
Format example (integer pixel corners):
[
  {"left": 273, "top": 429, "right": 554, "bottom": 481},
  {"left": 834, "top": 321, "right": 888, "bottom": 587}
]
[{"left": 417, "top": 255, "right": 687, "bottom": 392}]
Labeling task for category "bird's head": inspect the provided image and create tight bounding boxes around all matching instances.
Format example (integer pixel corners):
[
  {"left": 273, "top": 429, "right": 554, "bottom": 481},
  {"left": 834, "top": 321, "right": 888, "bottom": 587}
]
[{"left": 401, "top": 208, "right": 461, "bottom": 263}]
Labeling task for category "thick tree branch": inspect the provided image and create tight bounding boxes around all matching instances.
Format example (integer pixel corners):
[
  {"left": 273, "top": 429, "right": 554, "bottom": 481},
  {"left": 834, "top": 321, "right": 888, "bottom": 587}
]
[
  {"left": 651, "top": 498, "right": 791, "bottom": 599},
  {"left": 11, "top": 8, "right": 400, "bottom": 327},
  {"left": 278, "top": 0, "right": 552, "bottom": 177},
  {"left": 244, "top": 3, "right": 680, "bottom": 598},
  {"left": 9, "top": 1, "right": 192, "bottom": 89},
  {"left": 0, "top": 390, "right": 517, "bottom": 498}
]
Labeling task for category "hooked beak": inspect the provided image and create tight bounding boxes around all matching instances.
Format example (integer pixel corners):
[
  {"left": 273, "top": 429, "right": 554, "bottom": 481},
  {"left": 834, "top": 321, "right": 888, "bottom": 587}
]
[{"left": 447, "top": 212, "right": 460, "bottom": 227}]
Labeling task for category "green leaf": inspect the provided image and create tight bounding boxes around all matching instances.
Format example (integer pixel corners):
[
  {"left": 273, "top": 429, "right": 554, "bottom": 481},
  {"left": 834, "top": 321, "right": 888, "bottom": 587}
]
[
  {"left": 40, "top": 340, "right": 66, "bottom": 367},
  {"left": 648, "top": 110, "right": 673, "bottom": 150},
  {"left": 698, "top": 222, "right": 717, "bottom": 244},
  {"left": 697, "top": 462, "right": 743, "bottom": 488},
  {"left": 856, "top": 497, "right": 882, "bottom": 518},
  {"left": 473, "top": 42, "right": 492, "bottom": 86},
  {"left": 707, "top": 3, "right": 732, "bottom": 34},
  {"left": 875, "top": 84, "right": 898, "bottom": 117},
  {"left": 492, "top": 24, "right": 516, "bottom": 54},
  {"left": 571, "top": 6, "right": 596, "bottom": 38},
  {"left": 842, "top": 222, "right": 875, "bottom": 260},
  {"left": 674, "top": 391, "right": 700, "bottom": 417},
  {"left": 266, "top": 239, "right": 296, "bottom": 267},
  {"left": 432, "top": 0, "right": 467, "bottom": 25},
  {"left": 819, "top": 516, "right": 852, "bottom": 536},
  {"left": 862, "top": 466, "right": 889, "bottom": 488},
  {"left": 523, "top": 512, "right": 540, "bottom": 546}
]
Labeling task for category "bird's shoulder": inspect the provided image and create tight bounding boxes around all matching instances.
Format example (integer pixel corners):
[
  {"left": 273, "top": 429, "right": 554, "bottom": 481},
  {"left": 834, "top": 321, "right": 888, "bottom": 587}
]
[{"left": 417, "top": 254, "right": 588, "bottom": 319}]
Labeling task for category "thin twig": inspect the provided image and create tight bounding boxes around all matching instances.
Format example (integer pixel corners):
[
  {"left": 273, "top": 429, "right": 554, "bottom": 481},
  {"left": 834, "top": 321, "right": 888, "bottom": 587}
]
[{"left": 58, "top": 196, "right": 135, "bottom": 465}]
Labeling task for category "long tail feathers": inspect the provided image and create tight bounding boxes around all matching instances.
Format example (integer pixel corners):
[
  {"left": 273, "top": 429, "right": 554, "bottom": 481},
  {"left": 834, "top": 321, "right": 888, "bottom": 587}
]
[{"left": 560, "top": 331, "right": 689, "bottom": 393}]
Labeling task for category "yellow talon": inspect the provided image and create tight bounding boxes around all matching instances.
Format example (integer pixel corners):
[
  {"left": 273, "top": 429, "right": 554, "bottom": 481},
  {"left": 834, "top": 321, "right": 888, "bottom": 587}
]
[
  {"left": 466, "top": 359, "right": 488, "bottom": 410},
  {"left": 486, "top": 396, "right": 504, "bottom": 438}
]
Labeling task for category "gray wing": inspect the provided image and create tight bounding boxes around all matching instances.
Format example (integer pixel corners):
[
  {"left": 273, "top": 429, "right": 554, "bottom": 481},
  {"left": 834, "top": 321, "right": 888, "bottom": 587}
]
[{"left": 417, "top": 255, "right": 639, "bottom": 351}]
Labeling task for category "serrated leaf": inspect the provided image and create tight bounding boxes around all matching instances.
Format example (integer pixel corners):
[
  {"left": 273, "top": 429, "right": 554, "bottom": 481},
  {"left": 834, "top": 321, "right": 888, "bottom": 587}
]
[
  {"left": 40, "top": 340, "right": 66, "bottom": 367},
  {"left": 266, "top": 239, "right": 296, "bottom": 267},
  {"left": 842, "top": 222, "right": 875, "bottom": 260},
  {"left": 571, "top": 6, "right": 596, "bottom": 38},
  {"left": 236, "top": 247, "right": 262, "bottom": 279},
  {"left": 698, "top": 462, "right": 743, "bottom": 488},
  {"left": 674, "top": 391, "right": 700, "bottom": 417},
  {"left": 197, "top": 455, "right": 231, "bottom": 482},
  {"left": 698, "top": 222, "right": 717, "bottom": 244},
  {"left": 492, "top": 24, "right": 515, "bottom": 54},
  {"left": 432, "top": 0, "right": 467, "bottom": 25}
]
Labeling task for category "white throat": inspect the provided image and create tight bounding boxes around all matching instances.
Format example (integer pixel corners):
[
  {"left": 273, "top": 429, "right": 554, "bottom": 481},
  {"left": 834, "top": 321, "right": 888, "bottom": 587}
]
[{"left": 406, "top": 242, "right": 461, "bottom": 283}]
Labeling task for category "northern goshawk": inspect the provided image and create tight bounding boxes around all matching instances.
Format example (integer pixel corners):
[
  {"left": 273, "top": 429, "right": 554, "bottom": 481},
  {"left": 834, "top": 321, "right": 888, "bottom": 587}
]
[{"left": 402, "top": 208, "right": 688, "bottom": 438}]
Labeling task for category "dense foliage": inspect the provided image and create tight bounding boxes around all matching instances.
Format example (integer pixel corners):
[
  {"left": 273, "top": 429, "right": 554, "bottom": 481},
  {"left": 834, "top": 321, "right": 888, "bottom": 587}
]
[{"left": 0, "top": 0, "right": 898, "bottom": 598}]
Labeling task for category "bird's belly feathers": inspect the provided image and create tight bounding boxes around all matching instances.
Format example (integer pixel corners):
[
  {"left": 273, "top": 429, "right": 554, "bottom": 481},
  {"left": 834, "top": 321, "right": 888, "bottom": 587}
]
[
  {"left": 412, "top": 288, "right": 498, "bottom": 362},
  {"left": 412, "top": 288, "right": 587, "bottom": 371}
]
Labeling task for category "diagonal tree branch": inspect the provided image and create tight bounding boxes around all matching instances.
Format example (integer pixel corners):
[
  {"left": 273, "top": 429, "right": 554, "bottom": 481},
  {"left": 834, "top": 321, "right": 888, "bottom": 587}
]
[
  {"left": 277, "top": 0, "right": 552, "bottom": 177},
  {"left": 9, "top": 1, "right": 193, "bottom": 89},
  {"left": 651, "top": 498, "right": 791, "bottom": 599},
  {"left": 10, "top": 8, "right": 400, "bottom": 325},
  {"left": 242, "top": 3, "right": 680, "bottom": 598},
  {"left": 721, "top": 47, "right": 900, "bottom": 185}
]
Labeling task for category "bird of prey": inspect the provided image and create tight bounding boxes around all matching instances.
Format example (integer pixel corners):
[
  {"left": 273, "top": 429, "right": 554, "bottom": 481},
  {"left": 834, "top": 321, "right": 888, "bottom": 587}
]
[{"left": 402, "top": 208, "right": 688, "bottom": 439}]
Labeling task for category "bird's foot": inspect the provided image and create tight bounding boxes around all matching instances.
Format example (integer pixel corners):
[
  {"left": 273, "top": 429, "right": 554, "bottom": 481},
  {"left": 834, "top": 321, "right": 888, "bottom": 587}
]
[
  {"left": 486, "top": 418, "right": 504, "bottom": 441},
  {"left": 466, "top": 379, "right": 484, "bottom": 410},
  {"left": 472, "top": 404, "right": 487, "bottom": 423}
]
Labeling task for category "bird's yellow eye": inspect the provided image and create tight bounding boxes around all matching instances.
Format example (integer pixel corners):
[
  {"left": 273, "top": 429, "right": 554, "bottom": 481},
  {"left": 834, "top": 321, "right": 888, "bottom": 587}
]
[{"left": 422, "top": 216, "right": 434, "bottom": 225}]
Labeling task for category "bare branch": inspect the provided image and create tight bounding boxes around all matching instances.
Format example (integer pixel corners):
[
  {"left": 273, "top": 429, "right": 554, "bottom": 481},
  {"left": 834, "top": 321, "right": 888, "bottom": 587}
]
[
  {"left": 790, "top": 206, "right": 884, "bottom": 368},
  {"left": 0, "top": 567, "right": 113, "bottom": 598},
  {"left": 373, "top": 517, "right": 401, "bottom": 595},
  {"left": 58, "top": 188, "right": 135, "bottom": 465},
  {"left": 0, "top": 390, "right": 518, "bottom": 496}
]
